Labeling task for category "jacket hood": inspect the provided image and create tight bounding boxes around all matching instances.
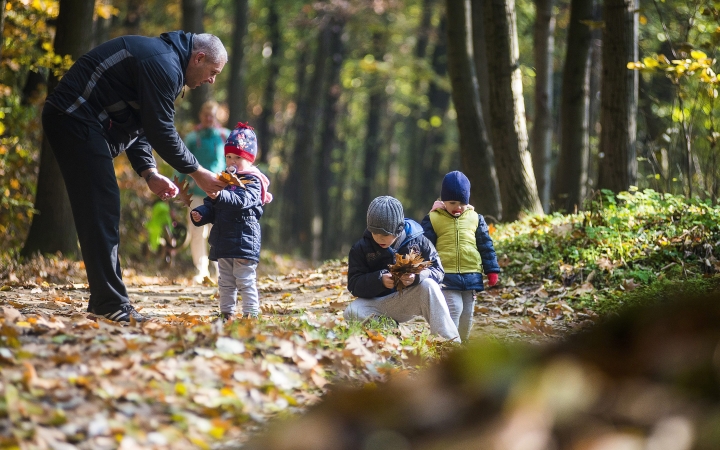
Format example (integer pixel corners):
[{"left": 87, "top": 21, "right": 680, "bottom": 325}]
[
  {"left": 400, "top": 218, "right": 424, "bottom": 246},
  {"left": 160, "top": 31, "right": 193, "bottom": 86}
]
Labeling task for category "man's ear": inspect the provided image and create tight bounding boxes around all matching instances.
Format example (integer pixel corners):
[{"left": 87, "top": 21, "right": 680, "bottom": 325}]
[{"left": 195, "top": 52, "right": 206, "bottom": 64}]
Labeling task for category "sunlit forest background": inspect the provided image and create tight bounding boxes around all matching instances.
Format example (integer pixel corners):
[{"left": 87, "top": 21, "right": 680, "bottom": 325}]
[{"left": 2, "top": 0, "right": 719, "bottom": 269}]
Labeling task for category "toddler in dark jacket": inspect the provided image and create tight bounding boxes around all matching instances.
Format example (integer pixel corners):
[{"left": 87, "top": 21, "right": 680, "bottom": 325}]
[
  {"left": 344, "top": 196, "right": 459, "bottom": 340},
  {"left": 191, "top": 123, "right": 273, "bottom": 319}
]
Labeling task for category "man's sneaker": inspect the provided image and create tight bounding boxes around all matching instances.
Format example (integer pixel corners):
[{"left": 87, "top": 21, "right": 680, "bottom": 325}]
[
  {"left": 96, "top": 304, "right": 147, "bottom": 322},
  {"left": 217, "top": 312, "right": 234, "bottom": 322}
]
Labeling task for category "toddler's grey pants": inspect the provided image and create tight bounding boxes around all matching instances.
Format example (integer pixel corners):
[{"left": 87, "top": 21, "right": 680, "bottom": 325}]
[
  {"left": 218, "top": 258, "right": 259, "bottom": 315},
  {"left": 344, "top": 278, "right": 459, "bottom": 341},
  {"left": 443, "top": 290, "right": 476, "bottom": 342}
]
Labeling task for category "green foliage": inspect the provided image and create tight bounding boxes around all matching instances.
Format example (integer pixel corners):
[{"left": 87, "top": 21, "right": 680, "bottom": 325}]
[
  {"left": 494, "top": 188, "right": 720, "bottom": 312},
  {"left": 632, "top": 0, "right": 720, "bottom": 198}
]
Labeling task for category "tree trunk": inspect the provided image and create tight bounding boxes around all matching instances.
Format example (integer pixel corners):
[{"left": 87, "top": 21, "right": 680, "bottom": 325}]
[
  {"left": 553, "top": 0, "right": 593, "bottom": 212},
  {"left": 315, "top": 14, "right": 346, "bottom": 261},
  {"left": 123, "top": 0, "right": 142, "bottom": 34},
  {"left": 282, "top": 27, "right": 328, "bottom": 256},
  {"left": 356, "top": 30, "right": 389, "bottom": 231},
  {"left": 255, "top": 2, "right": 281, "bottom": 165},
  {"left": 92, "top": 0, "right": 112, "bottom": 46},
  {"left": 597, "top": 0, "right": 638, "bottom": 193},
  {"left": 446, "top": 0, "right": 501, "bottom": 220},
  {"left": 420, "top": 16, "right": 453, "bottom": 211},
  {"left": 405, "top": 0, "right": 437, "bottom": 218},
  {"left": 22, "top": 0, "right": 95, "bottom": 258},
  {"left": 227, "top": 0, "right": 249, "bottom": 127},
  {"left": 481, "top": 0, "right": 543, "bottom": 220},
  {"left": 182, "top": 0, "right": 209, "bottom": 122},
  {"left": 471, "top": 0, "right": 492, "bottom": 126},
  {"left": 0, "top": 0, "right": 7, "bottom": 61},
  {"left": 532, "top": 0, "right": 555, "bottom": 212}
]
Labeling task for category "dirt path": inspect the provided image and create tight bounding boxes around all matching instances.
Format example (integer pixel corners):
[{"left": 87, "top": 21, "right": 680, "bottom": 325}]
[{"left": 1, "top": 259, "right": 585, "bottom": 343}]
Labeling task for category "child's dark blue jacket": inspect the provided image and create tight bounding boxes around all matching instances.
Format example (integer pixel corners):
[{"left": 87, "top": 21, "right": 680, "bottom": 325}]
[
  {"left": 191, "top": 175, "right": 263, "bottom": 262},
  {"left": 421, "top": 211, "right": 500, "bottom": 291},
  {"left": 347, "top": 219, "right": 444, "bottom": 299}
]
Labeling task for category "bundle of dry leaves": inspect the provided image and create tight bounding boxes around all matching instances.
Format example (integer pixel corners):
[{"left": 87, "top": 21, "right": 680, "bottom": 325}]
[{"left": 387, "top": 250, "right": 432, "bottom": 292}]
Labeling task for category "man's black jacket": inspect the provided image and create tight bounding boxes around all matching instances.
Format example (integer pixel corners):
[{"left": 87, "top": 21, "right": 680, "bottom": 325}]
[{"left": 46, "top": 31, "right": 199, "bottom": 175}]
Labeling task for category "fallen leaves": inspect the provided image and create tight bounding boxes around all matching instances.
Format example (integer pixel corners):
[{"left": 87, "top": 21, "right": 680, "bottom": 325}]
[
  {"left": 0, "top": 259, "right": 444, "bottom": 448},
  {"left": 388, "top": 250, "right": 432, "bottom": 292}
]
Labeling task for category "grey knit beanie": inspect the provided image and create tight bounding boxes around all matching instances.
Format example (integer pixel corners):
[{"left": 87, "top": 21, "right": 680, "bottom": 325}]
[{"left": 367, "top": 196, "right": 404, "bottom": 236}]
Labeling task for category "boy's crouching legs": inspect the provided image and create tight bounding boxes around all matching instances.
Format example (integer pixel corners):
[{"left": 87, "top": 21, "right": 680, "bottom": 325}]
[{"left": 410, "top": 279, "right": 460, "bottom": 341}]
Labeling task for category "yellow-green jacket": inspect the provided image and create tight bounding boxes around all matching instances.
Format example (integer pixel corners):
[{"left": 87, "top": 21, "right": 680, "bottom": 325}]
[{"left": 421, "top": 206, "right": 500, "bottom": 291}]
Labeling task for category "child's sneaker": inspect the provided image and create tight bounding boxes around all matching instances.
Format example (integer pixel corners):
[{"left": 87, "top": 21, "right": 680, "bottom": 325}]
[
  {"left": 217, "top": 312, "right": 234, "bottom": 322},
  {"left": 240, "top": 312, "right": 259, "bottom": 320}
]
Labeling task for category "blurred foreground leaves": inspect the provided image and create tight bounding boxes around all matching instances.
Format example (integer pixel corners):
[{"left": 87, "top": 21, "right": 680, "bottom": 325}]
[{"left": 248, "top": 288, "right": 720, "bottom": 450}]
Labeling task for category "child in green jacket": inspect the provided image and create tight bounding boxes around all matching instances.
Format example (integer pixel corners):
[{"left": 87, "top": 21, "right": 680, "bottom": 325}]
[{"left": 421, "top": 171, "right": 500, "bottom": 342}]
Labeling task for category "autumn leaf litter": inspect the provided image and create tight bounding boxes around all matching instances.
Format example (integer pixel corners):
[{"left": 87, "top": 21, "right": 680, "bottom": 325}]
[{"left": 0, "top": 255, "right": 593, "bottom": 448}]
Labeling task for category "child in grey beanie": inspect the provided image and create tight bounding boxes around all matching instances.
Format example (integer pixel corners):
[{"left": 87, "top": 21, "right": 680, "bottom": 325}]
[{"left": 344, "top": 196, "right": 459, "bottom": 341}]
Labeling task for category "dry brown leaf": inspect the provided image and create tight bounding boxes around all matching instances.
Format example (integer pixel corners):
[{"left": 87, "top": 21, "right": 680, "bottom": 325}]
[
  {"left": 217, "top": 171, "right": 252, "bottom": 188},
  {"left": 172, "top": 175, "right": 193, "bottom": 207},
  {"left": 388, "top": 250, "right": 432, "bottom": 292}
]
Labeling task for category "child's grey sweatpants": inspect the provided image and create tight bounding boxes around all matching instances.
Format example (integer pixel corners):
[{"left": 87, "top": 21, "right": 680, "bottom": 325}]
[
  {"left": 218, "top": 258, "right": 259, "bottom": 315},
  {"left": 443, "top": 289, "right": 476, "bottom": 341},
  {"left": 344, "top": 278, "right": 459, "bottom": 341}
]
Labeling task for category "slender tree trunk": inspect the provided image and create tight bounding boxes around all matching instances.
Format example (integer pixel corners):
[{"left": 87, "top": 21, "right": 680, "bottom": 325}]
[
  {"left": 532, "top": 0, "right": 555, "bottom": 212},
  {"left": 123, "top": 0, "right": 142, "bottom": 34},
  {"left": 227, "top": 0, "right": 249, "bottom": 126},
  {"left": 406, "top": 0, "right": 437, "bottom": 217},
  {"left": 419, "top": 16, "right": 453, "bottom": 214},
  {"left": 0, "top": 0, "right": 7, "bottom": 61},
  {"left": 283, "top": 27, "right": 328, "bottom": 256},
  {"left": 22, "top": 0, "right": 95, "bottom": 258},
  {"left": 597, "top": 0, "right": 638, "bottom": 193},
  {"left": 482, "top": 0, "right": 542, "bottom": 220},
  {"left": 471, "top": 1, "right": 492, "bottom": 126},
  {"left": 315, "top": 14, "right": 346, "bottom": 260},
  {"left": 256, "top": 2, "right": 281, "bottom": 165},
  {"left": 553, "top": 0, "right": 593, "bottom": 212},
  {"left": 22, "top": 71, "right": 46, "bottom": 105},
  {"left": 92, "top": 0, "right": 112, "bottom": 46},
  {"left": 356, "top": 30, "right": 389, "bottom": 228},
  {"left": 446, "top": 0, "right": 501, "bottom": 219},
  {"left": 182, "top": 0, "right": 209, "bottom": 122}
]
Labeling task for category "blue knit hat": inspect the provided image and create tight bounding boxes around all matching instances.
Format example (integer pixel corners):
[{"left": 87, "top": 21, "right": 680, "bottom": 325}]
[
  {"left": 441, "top": 171, "right": 471, "bottom": 204},
  {"left": 225, "top": 122, "right": 258, "bottom": 163}
]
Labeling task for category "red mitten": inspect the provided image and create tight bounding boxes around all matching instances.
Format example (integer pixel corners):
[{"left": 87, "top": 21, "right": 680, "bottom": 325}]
[{"left": 487, "top": 273, "right": 498, "bottom": 286}]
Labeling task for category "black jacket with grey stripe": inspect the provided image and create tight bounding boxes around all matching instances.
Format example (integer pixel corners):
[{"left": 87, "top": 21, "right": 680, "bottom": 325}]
[{"left": 45, "top": 31, "right": 199, "bottom": 175}]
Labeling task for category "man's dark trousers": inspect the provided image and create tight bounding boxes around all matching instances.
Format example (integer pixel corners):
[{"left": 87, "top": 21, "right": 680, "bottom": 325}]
[{"left": 41, "top": 103, "right": 131, "bottom": 313}]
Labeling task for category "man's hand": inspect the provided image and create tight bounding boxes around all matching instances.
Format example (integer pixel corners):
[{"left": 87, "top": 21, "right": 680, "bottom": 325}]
[
  {"left": 190, "top": 167, "right": 226, "bottom": 197},
  {"left": 381, "top": 272, "right": 394, "bottom": 289},
  {"left": 142, "top": 170, "right": 178, "bottom": 200},
  {"left": 400, "top": 273, "right": 416, "bottom": 286}
]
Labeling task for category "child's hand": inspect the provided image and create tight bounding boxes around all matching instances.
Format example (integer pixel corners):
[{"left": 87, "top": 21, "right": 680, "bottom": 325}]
[
  {"left": 381, "top": 272, "right": 394, "bottom": 289},
  {"left": 487, "top": 273, "right": 499, "bottom": 286},
  {"left": 191, "top": 211, "right": 202, "bottom": 222},
  {"left": 400, "top": 273, "right": 415, "bottom": 286}
]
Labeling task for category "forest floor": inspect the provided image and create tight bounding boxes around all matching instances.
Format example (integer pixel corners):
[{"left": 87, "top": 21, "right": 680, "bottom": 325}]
[{"left": 0, "top": 256, "right": 596, "bottom": 449}]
